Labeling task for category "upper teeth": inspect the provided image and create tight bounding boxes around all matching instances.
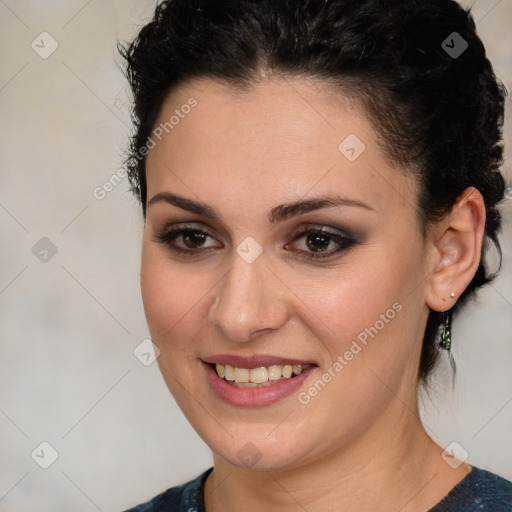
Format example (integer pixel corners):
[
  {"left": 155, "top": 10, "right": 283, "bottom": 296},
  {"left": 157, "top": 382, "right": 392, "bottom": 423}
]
[{"left": 215, "top": 363, "right": 305, "bottom": 384}]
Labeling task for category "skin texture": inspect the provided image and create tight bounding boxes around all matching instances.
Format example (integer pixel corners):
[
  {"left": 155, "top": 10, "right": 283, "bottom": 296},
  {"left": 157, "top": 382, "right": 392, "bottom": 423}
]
[{"left": 141, "top": 76, "right": 485, "bottom": 511}]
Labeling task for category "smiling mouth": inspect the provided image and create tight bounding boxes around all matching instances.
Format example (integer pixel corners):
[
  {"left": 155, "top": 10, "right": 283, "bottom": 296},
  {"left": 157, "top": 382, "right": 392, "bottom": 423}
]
[{"left": 212, "top": 363, "right": 313, "bottom": 387}]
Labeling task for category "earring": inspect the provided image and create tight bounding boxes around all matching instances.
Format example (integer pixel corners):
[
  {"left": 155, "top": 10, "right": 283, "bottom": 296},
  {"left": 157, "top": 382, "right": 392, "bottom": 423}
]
[{"left": 440, "top": 309, "right": 452, "bottom": 350}]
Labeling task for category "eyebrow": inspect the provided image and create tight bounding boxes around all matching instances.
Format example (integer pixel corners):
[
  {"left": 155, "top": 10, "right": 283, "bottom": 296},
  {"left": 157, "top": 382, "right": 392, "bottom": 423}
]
[{"left": 147, "top": 191, "right": 374, "bottom": 223}]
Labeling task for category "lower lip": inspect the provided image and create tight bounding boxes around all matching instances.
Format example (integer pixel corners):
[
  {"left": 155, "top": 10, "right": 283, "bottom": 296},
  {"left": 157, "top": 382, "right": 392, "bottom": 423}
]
[{"left": 203, "top": 362, "right": 317, "bottom": 407}]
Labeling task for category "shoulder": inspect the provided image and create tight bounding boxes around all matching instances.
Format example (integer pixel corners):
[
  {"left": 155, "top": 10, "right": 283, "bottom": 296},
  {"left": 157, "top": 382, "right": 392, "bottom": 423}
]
[
  {"left": 431, "top": 465, "right": 512, "bottom": 511},
  {"left": 121, "top": 467, "right": 213, "bottom": 512}
]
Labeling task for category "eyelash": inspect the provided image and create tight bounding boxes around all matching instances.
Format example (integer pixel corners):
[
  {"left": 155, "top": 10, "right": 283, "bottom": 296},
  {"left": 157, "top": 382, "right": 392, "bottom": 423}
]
[{"left": 153, "top": 224, "right": 357, "bottom": 261}]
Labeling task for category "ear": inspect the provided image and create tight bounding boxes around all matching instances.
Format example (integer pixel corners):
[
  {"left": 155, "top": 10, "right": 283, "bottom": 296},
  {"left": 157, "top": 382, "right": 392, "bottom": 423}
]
[{"left": 425, "top": 187, "right": 486, "bottom": 312}]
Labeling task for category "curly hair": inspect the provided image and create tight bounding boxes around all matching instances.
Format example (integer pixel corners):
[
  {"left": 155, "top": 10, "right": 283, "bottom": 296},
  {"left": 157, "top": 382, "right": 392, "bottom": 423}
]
[{"left": 118, "top": 0, "right": 507, "bottom": 384}]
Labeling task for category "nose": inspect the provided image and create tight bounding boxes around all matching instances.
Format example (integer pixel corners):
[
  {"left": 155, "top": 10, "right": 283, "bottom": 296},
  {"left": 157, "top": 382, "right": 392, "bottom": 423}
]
[{"left": 208, "top": 249, "right": 289, "bottom": 342}]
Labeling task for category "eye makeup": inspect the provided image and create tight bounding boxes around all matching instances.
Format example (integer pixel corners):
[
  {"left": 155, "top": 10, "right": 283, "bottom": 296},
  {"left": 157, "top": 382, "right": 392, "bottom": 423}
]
[{"left": 152, "top": 222, "right": 359, "bottom": 261}]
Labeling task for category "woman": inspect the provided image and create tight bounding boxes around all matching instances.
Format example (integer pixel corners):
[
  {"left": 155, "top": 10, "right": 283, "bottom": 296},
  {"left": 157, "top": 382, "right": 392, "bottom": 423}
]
[{"left": 119, "top": 0, "right": 511, "bottom": 510}]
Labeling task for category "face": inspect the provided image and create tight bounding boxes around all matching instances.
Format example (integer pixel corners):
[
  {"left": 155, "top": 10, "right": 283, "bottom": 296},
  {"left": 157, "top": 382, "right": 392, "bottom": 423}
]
[{"left": 141, "top": 76, "right": 432, "bottom": 471}]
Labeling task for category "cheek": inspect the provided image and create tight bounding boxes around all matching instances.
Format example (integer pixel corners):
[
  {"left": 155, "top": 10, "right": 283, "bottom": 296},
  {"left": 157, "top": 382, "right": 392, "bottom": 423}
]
[
  {"left": 141, "top": 244, "right": 187, "bottom": 341},
  {"left": 140, "top": 247, "right": 204, "bottom": 408},
  {"left": 140, "top": 242, "right": 214, "bottom": 353},
  {"left": 290, "top": 257, "right": 400, "bottom": 331},
  {"left": 289, "top": 244, "right": 422, "bottom": 375}
]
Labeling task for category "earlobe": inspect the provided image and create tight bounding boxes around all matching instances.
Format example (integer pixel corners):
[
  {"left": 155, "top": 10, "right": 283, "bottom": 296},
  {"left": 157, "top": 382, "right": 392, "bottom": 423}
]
[{"left": 425, "top": 187, "right": 486, "bottom": 312}]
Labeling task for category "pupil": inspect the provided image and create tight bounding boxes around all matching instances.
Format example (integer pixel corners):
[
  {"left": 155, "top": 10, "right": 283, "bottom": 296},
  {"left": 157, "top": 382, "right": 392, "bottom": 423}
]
[
  {"left": 184, "top": 232, "right": 206, "bottom": 248},
  {"left": 307, "top": 233, "right": 329, "bottom": 252}
]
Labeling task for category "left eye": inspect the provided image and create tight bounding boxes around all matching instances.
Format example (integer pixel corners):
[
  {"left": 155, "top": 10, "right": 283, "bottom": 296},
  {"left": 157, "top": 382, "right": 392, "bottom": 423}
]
[
  {"left": 154, "top": 225, "right": 356, "bottom": 260},
  {"left": 286, "top": 227, "right": 356, "bottom": 260}
]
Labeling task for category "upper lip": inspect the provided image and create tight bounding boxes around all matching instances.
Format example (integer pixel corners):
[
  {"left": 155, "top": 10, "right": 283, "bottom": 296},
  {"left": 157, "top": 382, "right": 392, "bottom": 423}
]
[{"left": 203, "top": 354, "right": 316, "bottom": 369}]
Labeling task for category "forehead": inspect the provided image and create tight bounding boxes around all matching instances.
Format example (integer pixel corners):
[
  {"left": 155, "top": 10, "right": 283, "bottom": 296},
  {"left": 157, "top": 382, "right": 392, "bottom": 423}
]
[{"left": 145, "top": 76, "right": 415, "bottom": 221}]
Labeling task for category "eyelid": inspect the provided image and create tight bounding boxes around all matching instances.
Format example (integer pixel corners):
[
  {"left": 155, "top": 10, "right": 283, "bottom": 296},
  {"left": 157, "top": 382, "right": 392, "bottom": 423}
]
[
  {"left": 288, "top": 223, "right": 354, "bottom": 240},
  {"left": 155, "top": 222, "right": 353, "bottom": 245},
  {"left": 156, "top": 221, "right": 224, "bottom": 240}
]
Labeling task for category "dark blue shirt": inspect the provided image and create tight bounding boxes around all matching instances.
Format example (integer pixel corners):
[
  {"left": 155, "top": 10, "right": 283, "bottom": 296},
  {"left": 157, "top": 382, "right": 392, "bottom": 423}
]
[{"left": 123, "top": 465, "right": 512, "bottom": 511}]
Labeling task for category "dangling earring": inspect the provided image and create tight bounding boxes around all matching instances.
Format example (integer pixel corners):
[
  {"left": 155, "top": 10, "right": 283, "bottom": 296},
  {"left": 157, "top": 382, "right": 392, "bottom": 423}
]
[{"left": 440, "top": 309, "right": 453, "bottom": 350}]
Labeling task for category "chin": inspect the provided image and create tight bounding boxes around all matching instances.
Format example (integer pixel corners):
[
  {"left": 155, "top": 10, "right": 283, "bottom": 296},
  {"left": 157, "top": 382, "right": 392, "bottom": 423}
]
[{"left": 206, "top": 429, "right": 316, "bottom": 472}]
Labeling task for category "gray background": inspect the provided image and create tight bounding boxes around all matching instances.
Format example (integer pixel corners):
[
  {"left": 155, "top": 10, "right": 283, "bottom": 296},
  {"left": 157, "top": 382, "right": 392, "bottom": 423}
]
[{"left": 0, "top": 1, "right": 511, "bottom": 510}]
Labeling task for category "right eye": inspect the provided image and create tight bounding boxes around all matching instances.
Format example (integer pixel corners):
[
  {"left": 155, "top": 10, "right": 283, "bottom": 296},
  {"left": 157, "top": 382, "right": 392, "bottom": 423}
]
[{"left": 153, "top": 226, "right": 221, "bottom": 257}]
